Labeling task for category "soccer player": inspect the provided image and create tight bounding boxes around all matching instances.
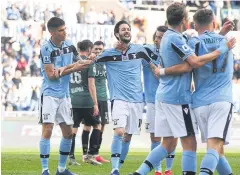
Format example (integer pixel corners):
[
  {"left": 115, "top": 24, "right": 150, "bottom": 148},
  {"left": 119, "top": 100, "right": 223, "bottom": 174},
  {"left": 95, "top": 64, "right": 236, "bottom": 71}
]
[
  {"left": 129, "top": 2, "right": 235, "bottom": 175},
  {"left": 39, "top": 17, "right": 92, "bottom": 175},
  {"left": 80, "top": 40, "right": 110, "bottom": 164},
  {"left": 143, "top": 26, "right": 175, "bottom": 175},
  {"left": 189, "top": 9, "right": 234, "bottom": 175},
  {"left": 92, "top": 41, "right": 110, "bottom": 163},
  {"left": 95, "top": 20, "right": 156, "bottom": 175},
  {"left": 68, "top": 40, "right": 101, "bottom": 166}
]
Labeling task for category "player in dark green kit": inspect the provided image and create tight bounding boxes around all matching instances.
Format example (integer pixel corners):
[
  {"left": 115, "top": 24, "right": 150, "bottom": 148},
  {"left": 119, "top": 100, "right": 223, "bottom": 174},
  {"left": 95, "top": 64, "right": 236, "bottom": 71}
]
[
  {"left": 69, "top": 40, "right": 101, "bottom": 166},
  {"left": 92, "top": 41, "right": 110, "bottom": 163}
]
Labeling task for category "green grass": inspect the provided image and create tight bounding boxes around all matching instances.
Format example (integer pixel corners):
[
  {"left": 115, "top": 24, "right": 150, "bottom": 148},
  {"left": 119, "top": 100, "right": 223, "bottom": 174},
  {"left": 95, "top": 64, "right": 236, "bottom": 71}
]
[{"left": 2, "top": 151, "right": 240, "bottom": 175}]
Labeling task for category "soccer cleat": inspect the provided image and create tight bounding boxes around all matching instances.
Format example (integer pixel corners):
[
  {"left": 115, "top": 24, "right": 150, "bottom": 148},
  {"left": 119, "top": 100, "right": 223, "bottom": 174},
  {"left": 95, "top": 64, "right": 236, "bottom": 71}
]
[
  {"left": 110, "top": 169, "right": 120, "bottom": 175},
  {"left": 95, "top": 155, "right": 110, "bottom": 163},
  {"left": 56, "top": 169, "right": 78, "bottom": 175},
  {"left": 69, "top": 158, "right": 80, "bottom": 166},
  {"left": 84, "top": 155, "right": 102, "bottom": 166},
  {"left": 42, "top": 169, "right": 50, "bottom": 175},
  {"left": 155, "top": 172, "right": 162, "bottom": 175},
  {"left": 164, "top": 170, "right": 173, "bottom": 175}
]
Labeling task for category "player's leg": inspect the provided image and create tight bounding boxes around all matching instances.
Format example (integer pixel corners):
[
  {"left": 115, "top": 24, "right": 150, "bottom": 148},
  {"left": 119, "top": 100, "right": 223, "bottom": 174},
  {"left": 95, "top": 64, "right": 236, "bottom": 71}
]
[
  {"left": 150, "top": 134, "right": 162, "bottom": 175},
  {"left": 129, "top": 101, "right": 177, "bottom": 175},
  {"left": 86, "top": 114, "right": 102, "bottom": 165},
  {"left": 145, "top": 103, "right": 162, "bottom": 174},
  {"left": 199, "top": 102, "right": 233, "bottom": 175},
  {"left": 216, "top": 146, "right": 233, "bottom": 175},
  {"left": 110, "top": 100, "right": 129, "bottom": 175},
  {"left": 118, "top": 133, "right": 132, "bottom": 169},
  {"left": 82, "top": 123, "right": 91, "bottom": 160},
  {"left": 39, "top": 96, "right": 57, "bottom": 175},
  {"left": 55, "top": 98, "right": 76, "bottom": 175},
  {"left": 69, "top": 108, "right": 81, "bottom": 166},
  {"left": 95, "top": 100, "right": 110, "bottom": 163},
  {"left": 175, "top": 104, "right": 197, "bottom": 175},
  {"left": 119, "top": 102, "right": 143, "bottom": 170}
]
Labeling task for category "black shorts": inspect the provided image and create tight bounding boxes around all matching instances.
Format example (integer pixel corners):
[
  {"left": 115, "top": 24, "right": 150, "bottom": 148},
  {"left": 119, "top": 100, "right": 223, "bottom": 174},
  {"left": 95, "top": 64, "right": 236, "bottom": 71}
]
[
  {"left": 72, "top": 108, "right": 101, "bottom": 128},
  {"left": 98, "top": 101, "right": 109, "bottom": 125}
]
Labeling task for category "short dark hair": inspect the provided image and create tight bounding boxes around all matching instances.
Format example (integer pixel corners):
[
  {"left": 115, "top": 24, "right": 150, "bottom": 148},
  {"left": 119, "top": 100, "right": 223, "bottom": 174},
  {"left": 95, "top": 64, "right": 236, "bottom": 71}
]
[
  {"left": 94, "top": 41, "right": 105, "bottom": 46},
  {"left": 114, "top": 20, "right": 131, "bottom": 40},
  {"left": 47, "top": 17, "right": 65, "bottom": 31},
  {"left": 153, "top": 26, "right": 168, "bottom": 40},
  {"left": 167, "top": 2, "right": 186, "bottom": 26},
  {"left": 77, "top": 40, "right": 93, "bottom": 51},
  {"left": 193, "top": 9, "right": 214, "bottom": 26}
]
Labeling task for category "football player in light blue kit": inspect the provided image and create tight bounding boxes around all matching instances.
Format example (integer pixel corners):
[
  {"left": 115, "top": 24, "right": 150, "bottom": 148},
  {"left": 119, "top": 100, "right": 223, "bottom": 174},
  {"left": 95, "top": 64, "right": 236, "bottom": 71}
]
[
  {"left": 189, "top": 9, "right": 235, "bottom": 175},
  {"left": 129, "top": 2, "right": 235, "bottom": 175},
  {"left": 95, "top": 20, "right": 158, "bottom": 175},
  {"left": 39, "top": 17, "right": 92, "bottom": 175},
  {"left": 143, "top": 26, "right": 175, "bottom": 175}
]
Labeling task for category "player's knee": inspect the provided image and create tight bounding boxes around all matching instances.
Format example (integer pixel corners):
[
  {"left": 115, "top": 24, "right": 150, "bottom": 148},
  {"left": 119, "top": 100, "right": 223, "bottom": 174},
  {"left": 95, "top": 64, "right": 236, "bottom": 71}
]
[
  {"left": 181, "top": 135, "right": 197, "bottom": 152},
  {"left": 114, "top": 128, "right": 125, "bottom": 136},
  {"left": 161, "top": 137, "right": 177, "bottom": 153},
  {"left": 123, "top": 133, "right": 132, "bottom": 142},
  {"left": 83, "top": 125, "right": 91, "bottom": 132},
  {"left": 42, "top": 124, "right": 54, "bottom": 139},
  {"left": 207, "top": 137, "right": 224, "bottom": 154}
]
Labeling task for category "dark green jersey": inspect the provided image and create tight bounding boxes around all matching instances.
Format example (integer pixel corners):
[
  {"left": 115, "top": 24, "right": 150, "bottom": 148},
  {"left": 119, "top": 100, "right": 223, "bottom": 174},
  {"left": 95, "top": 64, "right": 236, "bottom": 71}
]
[
  {"left": 70, "top": 57, "right": 95, "bottom": 108},
  {"left": 95, "top": 64, "right": 108, "bottom": 101}
]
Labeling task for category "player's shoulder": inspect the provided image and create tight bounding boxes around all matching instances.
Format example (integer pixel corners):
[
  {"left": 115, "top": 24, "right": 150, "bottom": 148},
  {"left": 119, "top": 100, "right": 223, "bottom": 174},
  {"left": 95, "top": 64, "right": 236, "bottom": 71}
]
[
  {"left": 40, "top": 40, "right": 52, "bottom": 54},
  {"left": 64, "top": 39, "right": 74, "bottom": 46},
  {"left": 143, "top": 44, "right": 154, "bottom": 49}
]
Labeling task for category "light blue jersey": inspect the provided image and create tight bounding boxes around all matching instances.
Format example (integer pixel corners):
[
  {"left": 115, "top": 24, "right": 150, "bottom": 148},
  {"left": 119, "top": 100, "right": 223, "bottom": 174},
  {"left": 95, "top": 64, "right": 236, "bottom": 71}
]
[
  {"left": 40, "top": 39, "right": 76, "bottom": 98},
  {"left": 96, "top": 43, "right": 152, "bottom": 103},
  {"left": 142, "top": 44, "right": 160, "bottom": 103},
  {"left": 188, "top": 31, "right": 233, "bottom": 108},
  {"left": 156, "top": 29, "right": 194, "bottom": 105}
]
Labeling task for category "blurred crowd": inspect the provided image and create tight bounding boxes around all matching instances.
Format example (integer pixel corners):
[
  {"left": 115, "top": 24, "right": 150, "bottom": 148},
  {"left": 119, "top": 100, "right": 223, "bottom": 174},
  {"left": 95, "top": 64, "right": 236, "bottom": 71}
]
[{"left": 1, "top": 0, "right": 240, "bottom": 114}]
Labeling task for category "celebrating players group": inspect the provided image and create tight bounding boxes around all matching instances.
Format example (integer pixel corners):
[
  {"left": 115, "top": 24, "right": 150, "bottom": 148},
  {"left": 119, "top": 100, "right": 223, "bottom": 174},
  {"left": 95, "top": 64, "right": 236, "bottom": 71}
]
[{"left": 38, "top": 2, "right": 236, "bottom": 175}]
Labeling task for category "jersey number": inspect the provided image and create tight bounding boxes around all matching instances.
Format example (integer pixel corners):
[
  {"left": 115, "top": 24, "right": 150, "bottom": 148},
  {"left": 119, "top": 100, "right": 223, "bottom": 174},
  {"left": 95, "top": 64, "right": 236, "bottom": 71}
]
[{"left": 70, "top": 72, "right": 82, "bottom": 84}]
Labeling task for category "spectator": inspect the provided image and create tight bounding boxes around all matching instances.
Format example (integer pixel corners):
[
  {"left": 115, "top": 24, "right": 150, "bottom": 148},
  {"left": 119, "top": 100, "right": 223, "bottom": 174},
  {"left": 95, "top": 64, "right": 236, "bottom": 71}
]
[
  {"left": 6, "top": 84, "right": 20, "bottom": 111},
  {"left": 233, "top": 57, "right": 240, "bottom": 84},
  {"left": 29, "top": 85, "right": 40, "bottom": 111},
  {"left": 16, "top": 55, "right": 27, "bottom": 75},
  {"left": 12, "top": 70, "right": 22, "bottom": 89},
  {"left": 30, "top": 55, "right": 41, "bottom": 76}
]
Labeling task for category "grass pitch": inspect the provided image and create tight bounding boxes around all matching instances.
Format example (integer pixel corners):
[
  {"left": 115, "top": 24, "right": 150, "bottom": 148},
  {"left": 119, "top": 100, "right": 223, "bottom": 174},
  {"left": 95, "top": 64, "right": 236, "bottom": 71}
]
[{"left": 2, "top": 151, "right": 240, "bottom": 175}]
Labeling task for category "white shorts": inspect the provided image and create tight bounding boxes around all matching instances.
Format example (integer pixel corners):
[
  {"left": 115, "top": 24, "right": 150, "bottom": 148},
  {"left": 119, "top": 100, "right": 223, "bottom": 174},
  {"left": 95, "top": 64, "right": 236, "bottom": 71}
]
[
  {"left": 111, "top": 100, "right": 143, "bottom": 135},
  {"left": 38, "top": 96, "right": 73, "bottom": 125},
  {"left": 145, "top": 103, "right": 155, "bottom": 133},
  {"left": 193, "top": 102, "right": 233, "bottom": 144},
  {"left": 155, "top": 101, "right": 198, "bottom": 138}
]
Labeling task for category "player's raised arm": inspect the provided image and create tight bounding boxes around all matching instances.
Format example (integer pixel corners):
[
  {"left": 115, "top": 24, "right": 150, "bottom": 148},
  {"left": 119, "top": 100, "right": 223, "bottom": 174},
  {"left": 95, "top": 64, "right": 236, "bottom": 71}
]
[{"left": 186, "top": 38, "right": 236, "bottom": 68}]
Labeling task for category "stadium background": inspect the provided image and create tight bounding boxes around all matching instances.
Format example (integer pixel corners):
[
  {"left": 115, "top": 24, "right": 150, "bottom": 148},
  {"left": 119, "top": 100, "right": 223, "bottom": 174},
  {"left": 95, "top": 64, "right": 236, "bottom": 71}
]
[{"left": 1, "top": 0, "right": 240, "bottom": 174}]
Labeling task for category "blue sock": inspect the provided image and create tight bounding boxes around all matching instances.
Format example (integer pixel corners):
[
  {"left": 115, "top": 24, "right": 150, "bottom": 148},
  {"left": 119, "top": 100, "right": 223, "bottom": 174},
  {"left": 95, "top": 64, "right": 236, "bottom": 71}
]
[
  {"left": 58, "top": 137, "right": 72, "bottom": 171},
  {"left": 151, "top": 141, "right": 161, "bottom": 172},
  {"left": 111, "top": 135, "right": 123, "bottom": 171},
  {"left": 118, "top": 140, "right": 131, "bottom": 169},
  {"left": 137, "top": 145, "right": 168, "bottom": 175},
  {"left": 182, "top": 150, "right": 197, "bottom": 174},
  {"left": 40, "top": 138, "right": 50, "bottom": 171},
  {"left": 200, "top": 149, "right": 219, "bottom": 175},
  {"left": 166, "top": 149, "right": 175, "bottom": 170},
  {"left": 216, "top": 156, "right": 232, "bottom": 175}
]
